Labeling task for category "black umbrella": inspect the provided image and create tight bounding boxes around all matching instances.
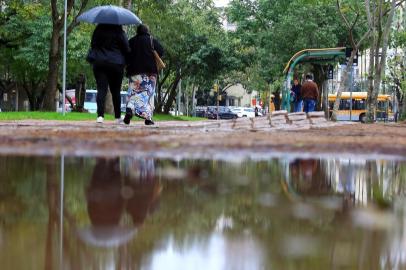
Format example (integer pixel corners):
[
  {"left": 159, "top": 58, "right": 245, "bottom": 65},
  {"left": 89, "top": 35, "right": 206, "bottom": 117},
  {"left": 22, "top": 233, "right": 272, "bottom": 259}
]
[{"left": 77, "top": 5, "right": 142, "bottom": 25}]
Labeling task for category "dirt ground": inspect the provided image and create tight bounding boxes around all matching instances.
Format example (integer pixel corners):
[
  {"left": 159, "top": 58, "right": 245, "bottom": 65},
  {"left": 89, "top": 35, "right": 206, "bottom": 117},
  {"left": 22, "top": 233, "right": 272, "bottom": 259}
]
[{"left": 0, "top": 119, "right": 405, "bottom": 158}]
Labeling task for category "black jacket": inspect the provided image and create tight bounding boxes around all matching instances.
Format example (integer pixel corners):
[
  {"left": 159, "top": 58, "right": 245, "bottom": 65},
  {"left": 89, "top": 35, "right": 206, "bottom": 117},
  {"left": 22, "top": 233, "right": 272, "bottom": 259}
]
[
  {"left": 126, "top": 33, "right": 164, "bottom": 76},
  {"left": 291, "top": 84, "right": 302, "bottom": 101},
  {"left": 87, "top": 24, "right": 130, "bottom": 67}
]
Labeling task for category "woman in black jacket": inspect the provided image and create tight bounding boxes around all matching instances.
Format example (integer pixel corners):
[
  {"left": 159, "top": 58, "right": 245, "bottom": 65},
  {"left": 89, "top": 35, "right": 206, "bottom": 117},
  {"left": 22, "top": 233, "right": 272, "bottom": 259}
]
[
  {"left": 123, "top": 24, "right": 164, "bottom": 125},
  {"left": 87, "top": 24, "right": 130, "bottom": 124}
]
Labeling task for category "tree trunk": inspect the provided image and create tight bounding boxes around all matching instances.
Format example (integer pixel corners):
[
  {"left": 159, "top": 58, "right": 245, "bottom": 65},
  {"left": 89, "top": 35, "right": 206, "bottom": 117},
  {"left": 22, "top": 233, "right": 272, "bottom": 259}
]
[
  {"left": 105, "top": 90, "right": 114, "bottom": 115},
  {"left": 366, "top": 0, "right": 397, "bottom": 123},
  {"left": 366, "top": 41, "right": 376, "bottom": 122},
  {"left": 43, "top": 0, "right": 89, "bottom": 111},
  {"left": 401, "top": 96, "right": 406, "bottom": 120},
  {"left": 313, "top": 65, "right": 326, "bottom": 111},
  {"left": 331, "top": 51, "right": 356, "bottom": 121},
  {"left": 43, "top": 26, "right": 62, "bottom": 111},
  {"left": 74, "top": 74, "right": 86, "bottom": 111},
  {"left": 323, "top": 80, "right": 329, "bottom": 118},
  {"left": 155, "top": 69, "right": 171, "bottom": 113},
  {"left": 163, "top": 75, "right": 181, "bottom": 114}
]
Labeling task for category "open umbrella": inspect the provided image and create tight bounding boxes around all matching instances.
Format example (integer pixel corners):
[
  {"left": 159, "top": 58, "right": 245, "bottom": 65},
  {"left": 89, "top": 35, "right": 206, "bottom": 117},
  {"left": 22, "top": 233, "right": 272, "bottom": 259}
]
[{"left": 77, "top": 5, "right": 142, "bottom": 25}]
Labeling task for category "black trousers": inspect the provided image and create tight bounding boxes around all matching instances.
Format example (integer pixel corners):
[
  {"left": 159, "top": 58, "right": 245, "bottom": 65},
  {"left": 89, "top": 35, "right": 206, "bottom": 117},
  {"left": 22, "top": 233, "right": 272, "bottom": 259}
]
[{"left": 93, "top": 64, "right": 124, "bottom": 119}]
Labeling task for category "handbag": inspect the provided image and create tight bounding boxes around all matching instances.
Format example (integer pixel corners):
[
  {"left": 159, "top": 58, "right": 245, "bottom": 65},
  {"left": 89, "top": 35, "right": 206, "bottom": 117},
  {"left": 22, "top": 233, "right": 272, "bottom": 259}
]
[
  {"left": 150, "top": 36, "right": 165, "bottom": 71},
  {"left": 86, "top": 48, "right": 96, "bottom": 63}
]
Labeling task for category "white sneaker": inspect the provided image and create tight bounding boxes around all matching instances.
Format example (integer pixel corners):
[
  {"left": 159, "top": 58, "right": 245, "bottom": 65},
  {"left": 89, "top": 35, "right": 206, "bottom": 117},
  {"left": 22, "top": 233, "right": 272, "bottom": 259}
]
[
  {"left": 115, "top": 117, "right": 123, "bottom": 124},
  {"left": 96, "top": 116, "right": 104, "bottom": 123}
]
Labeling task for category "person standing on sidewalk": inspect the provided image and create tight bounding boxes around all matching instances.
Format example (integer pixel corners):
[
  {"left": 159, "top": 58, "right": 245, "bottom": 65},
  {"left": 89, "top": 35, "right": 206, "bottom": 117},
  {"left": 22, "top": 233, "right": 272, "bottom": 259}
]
[
  {"left": 301, "top": 74, "right": 319, "bottom": 113},
  {"left": 87, "top": 24, "right": 130, "bottom": 124},
  {"left": 291, "top": 78, "right": 302, "bottom": 112},
  {"left": 123, "top": 24, "right": 164, "bottom": 126}
]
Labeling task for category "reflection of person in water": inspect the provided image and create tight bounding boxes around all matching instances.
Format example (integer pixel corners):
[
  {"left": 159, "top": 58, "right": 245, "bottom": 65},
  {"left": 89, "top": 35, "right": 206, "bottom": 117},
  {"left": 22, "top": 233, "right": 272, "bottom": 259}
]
[
  {"left": 289, "top": 159, "right": 330, "bottom": 196},
  {"left": 122, "top": 158, "right": 162, "bottom": 226},
  {"left": 86, "top": 158, "right": 124, "bottom": 227},
  {"left": 80, "top": 157, "right": 161, "bottom": 247}
]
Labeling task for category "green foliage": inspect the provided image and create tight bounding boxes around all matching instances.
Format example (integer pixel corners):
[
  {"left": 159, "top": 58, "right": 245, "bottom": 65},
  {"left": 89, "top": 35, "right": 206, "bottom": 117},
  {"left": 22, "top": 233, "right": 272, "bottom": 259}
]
[
  {"left": 0, "top": 3, "right": 50, "bottom": 81},
  {"left": 226, "top": 0, "right": 367, "bottom": 95}
]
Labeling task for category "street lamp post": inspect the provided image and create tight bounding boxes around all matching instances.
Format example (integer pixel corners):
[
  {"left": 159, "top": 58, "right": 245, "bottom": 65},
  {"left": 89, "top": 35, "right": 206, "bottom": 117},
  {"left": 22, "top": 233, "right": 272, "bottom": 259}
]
[{"left": 62, "top": 0, "right": 67, "bottom": 115}]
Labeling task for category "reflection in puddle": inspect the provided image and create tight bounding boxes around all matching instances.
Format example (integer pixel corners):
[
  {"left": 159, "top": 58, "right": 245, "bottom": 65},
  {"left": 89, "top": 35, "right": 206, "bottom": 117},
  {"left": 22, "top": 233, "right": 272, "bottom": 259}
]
[
  {"left": 149, "top": 233, "right": 265, "bottom": 270},
  {"left": 78, "top": 158, "right": 160, "bottom": 248},
  {"left": 0, "top": 156, "right": 405, "bottom": 269}
]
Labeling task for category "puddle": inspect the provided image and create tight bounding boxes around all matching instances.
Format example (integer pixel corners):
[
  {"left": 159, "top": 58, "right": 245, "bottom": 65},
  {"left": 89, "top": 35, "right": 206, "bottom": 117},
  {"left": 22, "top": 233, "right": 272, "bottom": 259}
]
[{"left": 0, "top": 155, "right": 405, "bottom": 269}]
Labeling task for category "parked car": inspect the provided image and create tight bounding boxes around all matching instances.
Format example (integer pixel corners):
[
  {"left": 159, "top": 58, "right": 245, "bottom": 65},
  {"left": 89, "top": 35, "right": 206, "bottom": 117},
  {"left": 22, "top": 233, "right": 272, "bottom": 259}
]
[
  {"left": 195, "top": 107, "right": 207, "bottom": 117},
  {"left": 207, "top": 107, "right": 238, "bottom": 120},
  {"left": 230, "top": 107, "right": 242, "bottom": 117},
  {"left": 231, "top": 107, "right": 256, "bottom": 118}
]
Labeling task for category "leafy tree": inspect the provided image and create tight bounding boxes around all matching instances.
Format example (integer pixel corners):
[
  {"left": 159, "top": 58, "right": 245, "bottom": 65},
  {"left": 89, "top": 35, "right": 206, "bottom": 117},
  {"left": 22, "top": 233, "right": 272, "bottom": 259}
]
[
  {"left": 388, "top": 13, "right": 406, "bottom": 120},
  {"left": 0, "top": 0, "right": 90, "bottom": 110},
  {"left": 364, "top": 0, "right": 405, "bottom": 122},
  {"left": 332, "top": 0, "right": 370, "bottom": 121},
  {"left": 226, "top": 0, "right": 353, "bottom": 108}
]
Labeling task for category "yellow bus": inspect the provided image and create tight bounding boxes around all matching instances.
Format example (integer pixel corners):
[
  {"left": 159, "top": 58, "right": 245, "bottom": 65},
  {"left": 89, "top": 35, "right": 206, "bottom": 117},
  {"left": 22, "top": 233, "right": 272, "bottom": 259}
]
[{"left": 328, "top": 92, "right": 393, "bottom": 122}]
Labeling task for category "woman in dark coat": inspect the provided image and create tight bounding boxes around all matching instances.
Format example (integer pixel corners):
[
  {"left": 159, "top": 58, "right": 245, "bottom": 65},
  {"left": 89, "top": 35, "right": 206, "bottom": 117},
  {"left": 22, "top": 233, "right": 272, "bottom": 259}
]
[
  {"left": 123, "top": 24, "right": 164, "bottom": 125},
  {"left": 87, "top": 24, "right": 130, "bottom": 123}
]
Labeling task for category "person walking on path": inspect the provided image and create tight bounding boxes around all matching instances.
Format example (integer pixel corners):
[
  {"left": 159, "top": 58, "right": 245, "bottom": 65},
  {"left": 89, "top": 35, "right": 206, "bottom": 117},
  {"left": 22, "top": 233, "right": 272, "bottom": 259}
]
[
  {"left": 291, "top": 78, "right": 302, "bottom": 112},
  {"left": 123, "top": 24, "right": 164, "bottom": 126},
  {"left": 87, "top": 24, "right": 130, "bottom": 124},
  {"left": 301, "top": 74, "right": 319, "bottom": 113}
]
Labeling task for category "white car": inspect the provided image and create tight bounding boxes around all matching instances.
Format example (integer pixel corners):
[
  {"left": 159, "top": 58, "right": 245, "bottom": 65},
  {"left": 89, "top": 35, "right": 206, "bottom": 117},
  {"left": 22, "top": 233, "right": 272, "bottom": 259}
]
[
  {"left": 84, "top": 89, "right": 97, "bottom": 113},
  {"left": 231, "top": 107, "right": 256, "bottom": 118},
  {"left": 84, "top": 90, "right": 128, "bottom": 113}
]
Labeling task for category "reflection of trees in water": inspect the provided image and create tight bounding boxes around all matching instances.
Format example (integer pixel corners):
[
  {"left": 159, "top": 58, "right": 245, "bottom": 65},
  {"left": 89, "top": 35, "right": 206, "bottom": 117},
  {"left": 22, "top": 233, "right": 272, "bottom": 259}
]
[
  {"left": 283, "top": 158, "right": 406, "bottom": 269},
  {"left": 2, "top": 156, "right": 406, "bottom": 269},
  {"left": 76, "top": 158, "right": 406, "bottom": 269},
  {"left": 287, "top": 158, "right": 406, "bottom": 206}
]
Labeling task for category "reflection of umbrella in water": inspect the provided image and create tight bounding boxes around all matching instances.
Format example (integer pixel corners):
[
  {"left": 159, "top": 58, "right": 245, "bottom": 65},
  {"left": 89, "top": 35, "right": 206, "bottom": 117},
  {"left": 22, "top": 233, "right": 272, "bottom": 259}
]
[
  {"left": 77, "top": 158, "right": 160, "bottom": 248},
  {"left": 77, "top": 5, "right": 142, "bottom": 25},
  {"left": 77, "top": 226, "right": 137, "bottom": 248}
]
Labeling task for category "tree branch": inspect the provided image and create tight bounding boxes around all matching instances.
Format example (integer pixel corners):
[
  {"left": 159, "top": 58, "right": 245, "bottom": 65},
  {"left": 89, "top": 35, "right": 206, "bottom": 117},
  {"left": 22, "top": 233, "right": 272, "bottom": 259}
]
[
  {"left": 66, "top": 0, "right": 90, "bottom": 35},
  {"left": 383, "top": 0, "right": 406, "bottom": 16},
  {"left": 336, "top": 0, "right": 352, "bottom": 30},
  {"left": 365, "top": 0, "right": 373, "bottom": 28},
  {"left": 336, "top": 0, "right": 357, "bottom": 48},
  {"left": 356, "top": 29, "right": 371, "bottom": 48}
]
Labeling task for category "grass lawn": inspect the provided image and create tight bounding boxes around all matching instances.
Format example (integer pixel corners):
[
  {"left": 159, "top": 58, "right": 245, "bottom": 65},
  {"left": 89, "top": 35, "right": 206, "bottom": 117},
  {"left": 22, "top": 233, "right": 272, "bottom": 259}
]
[{"left": 0, "top": 112, "right": 206, "bottom": 121}]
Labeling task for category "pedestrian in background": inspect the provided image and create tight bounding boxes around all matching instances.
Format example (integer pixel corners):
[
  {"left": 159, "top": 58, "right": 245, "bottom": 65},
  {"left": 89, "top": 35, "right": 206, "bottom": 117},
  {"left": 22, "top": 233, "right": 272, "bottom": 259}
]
[
  {"left": 124, "top": 24, "right": 164, "bottom": 126},
  {"left": 291, "top": 78, "right": 302, "bottom": 112},
  {"left": 301, "top": 74, "right": 319, "bottom": 113},
  {"left": 87, "top": 24, "right": 130, "bottom": 124}
]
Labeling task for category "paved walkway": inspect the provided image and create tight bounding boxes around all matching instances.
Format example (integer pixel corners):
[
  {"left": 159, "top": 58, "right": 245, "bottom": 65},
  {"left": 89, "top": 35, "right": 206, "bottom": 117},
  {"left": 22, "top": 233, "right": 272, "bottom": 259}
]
[
  {"left": 0, "top": 111, "right": 349, "bottom": 132},
  {"left": 0, "top": 112, "right": 404, "bottom": 159}
]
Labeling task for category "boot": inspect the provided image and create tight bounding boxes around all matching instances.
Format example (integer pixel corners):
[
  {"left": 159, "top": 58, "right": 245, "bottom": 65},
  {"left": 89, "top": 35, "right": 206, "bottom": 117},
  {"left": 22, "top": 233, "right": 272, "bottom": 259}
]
[
  {"left": 145, "top": 119, "right": 154, "bottom": 125},
  {"left": 123, "top": 108, "right": 133, "bottom": 125}
]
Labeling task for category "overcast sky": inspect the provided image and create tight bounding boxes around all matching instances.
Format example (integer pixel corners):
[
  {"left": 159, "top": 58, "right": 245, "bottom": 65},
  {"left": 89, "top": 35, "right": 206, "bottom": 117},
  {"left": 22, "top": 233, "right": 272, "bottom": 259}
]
[{"left": 214, "top": 0, "right": 230, "bottom": 7}]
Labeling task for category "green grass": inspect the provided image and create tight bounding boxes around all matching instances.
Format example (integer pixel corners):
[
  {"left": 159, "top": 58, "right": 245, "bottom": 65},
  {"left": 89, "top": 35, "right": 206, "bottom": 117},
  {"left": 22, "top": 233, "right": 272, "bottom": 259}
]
[{"left": 0, "top": 112, "right": 206, "bottom": 121}]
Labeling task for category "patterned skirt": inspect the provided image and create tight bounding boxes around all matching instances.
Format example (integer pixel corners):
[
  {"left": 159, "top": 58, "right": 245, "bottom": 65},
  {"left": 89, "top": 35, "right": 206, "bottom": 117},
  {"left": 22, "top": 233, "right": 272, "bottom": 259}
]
[{"left": 126, "top": 74, "right": 157, "bottom": 120}]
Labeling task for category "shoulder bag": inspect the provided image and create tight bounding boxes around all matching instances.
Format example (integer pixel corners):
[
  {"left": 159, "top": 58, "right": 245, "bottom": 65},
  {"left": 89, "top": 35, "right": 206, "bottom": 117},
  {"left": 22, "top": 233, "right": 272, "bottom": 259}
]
[{"left": 150, "top": 36, "right": 166, "bottom": 71}]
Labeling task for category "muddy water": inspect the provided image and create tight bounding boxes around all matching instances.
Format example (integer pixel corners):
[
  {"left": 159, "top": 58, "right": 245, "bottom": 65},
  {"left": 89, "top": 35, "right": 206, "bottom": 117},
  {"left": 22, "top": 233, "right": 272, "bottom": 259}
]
[{"left": 0, "top": 155, "right": 406, "bottom": 270}]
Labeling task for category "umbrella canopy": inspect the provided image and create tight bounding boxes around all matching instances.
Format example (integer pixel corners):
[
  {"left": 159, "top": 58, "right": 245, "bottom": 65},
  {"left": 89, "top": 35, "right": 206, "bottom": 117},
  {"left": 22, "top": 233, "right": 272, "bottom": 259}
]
[{"left": 77, "top": 5, "right": 142, "bottom": 25}]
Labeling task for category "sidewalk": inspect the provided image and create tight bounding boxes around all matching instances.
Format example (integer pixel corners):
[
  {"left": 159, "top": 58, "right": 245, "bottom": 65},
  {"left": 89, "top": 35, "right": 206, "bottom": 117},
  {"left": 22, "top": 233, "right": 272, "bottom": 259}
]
[{"left": 0, "top": 118, "right": 404, "bottom": 158}]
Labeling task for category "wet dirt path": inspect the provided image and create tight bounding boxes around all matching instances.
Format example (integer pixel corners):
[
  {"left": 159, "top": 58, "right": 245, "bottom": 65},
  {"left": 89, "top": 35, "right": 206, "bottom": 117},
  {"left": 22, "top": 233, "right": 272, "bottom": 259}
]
[{"left": 0, "top": 119, "right": 405, "bottom": 158}]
